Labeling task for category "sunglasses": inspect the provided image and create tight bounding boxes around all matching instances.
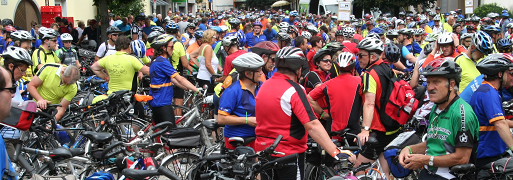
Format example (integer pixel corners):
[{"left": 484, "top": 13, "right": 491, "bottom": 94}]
[
  {"left": 50, "top": 39, "right": 58, "bottom": 42},
  {"left": 111, "top": 34, "right": 119, "bottom": 36},
  {"left": 0, "top": 86, "right": 16, "bottom": 94},
  {"left": 320, "top": 59, "right": 332, "bottom": 63},
  {"left": 357, "top": 53, "right": 369, "bottom": 58}
]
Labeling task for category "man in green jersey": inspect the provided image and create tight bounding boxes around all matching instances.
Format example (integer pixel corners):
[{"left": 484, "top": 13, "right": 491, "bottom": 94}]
[{"left": 398, "top": 58, "right": 479, "bottom": 180}]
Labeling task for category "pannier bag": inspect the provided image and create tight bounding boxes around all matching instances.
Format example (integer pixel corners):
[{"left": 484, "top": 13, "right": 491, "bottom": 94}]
[
  {"left": 162, "top": 127, "right": 201, "bottom": 148},
  {"left": 1, "top": 100, "right": 37, "bottom": 131}
]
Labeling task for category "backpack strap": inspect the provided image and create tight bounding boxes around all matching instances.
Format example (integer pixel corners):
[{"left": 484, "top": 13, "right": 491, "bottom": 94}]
[{"left": 101, "top": 41, "right": 109, "bottom": 58}]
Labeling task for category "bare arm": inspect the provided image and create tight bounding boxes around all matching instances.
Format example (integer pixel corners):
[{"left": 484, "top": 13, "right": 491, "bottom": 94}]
[
  {"left": 91, "top": 61, "right": 109, "bottom": 81},
  {"left": 410, "top": 61, "right": 421, "bottom": 88},
  {"left": 28, "top": 76, "right": 52, "bottom": 109},
  {"left": 357, "top": 92, "right": 376, "bottom": 145},
  {"left": 308, "top": 95, "right": 324, "bottom": 115},
  {"left": 172, "top": 74, "right": 199, "bottom": 92},
  {"left": 55, "top": 99, "right": 70, "bottom": 121},
  {"left": 494, "top": 119, "right": 513, "bottom": 150},
  {"left": 218, "top": 115, "right": 256, "bottom": 127},
  {"left": 305, "top": 120, "right": 338, "bottom": 157},
  {"left": 203, "top": 45, "right": 216, "bottom": 74},
  {"left": 180, "top": 55, "right": 193, "bottom": 72},
  {"left": 139, "top": 65, "right": 150, "bottom": 75}
]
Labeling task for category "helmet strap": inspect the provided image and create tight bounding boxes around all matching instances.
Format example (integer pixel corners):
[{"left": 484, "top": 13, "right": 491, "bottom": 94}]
[{"left": 435, "top": 80, "right": 453, "bottom": 105}]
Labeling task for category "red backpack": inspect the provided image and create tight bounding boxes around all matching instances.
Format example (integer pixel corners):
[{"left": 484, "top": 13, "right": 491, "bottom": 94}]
[{"left": 369, "top": 63, "right": 420, "bottom": 132}]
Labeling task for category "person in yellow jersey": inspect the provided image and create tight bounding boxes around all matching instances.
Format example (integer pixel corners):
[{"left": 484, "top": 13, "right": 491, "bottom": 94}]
[
  {"left": 31, "top": 27, "right": 60, "bottom": 75},
  {"left": 91, "top": 35, "right": 150, "bottom": 95},
  {"left": 27, "top": 63, "right": 79, "bottom": 121},
  {"left": 443, "top": 15, "right": 455, "bottom": 33},
  {"left": 456, "top": 31, "right": 493, "bottom": 93}
]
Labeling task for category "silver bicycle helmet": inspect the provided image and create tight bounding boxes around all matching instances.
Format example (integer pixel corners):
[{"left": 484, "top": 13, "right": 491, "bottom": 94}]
[
  {"left": 336, "top": 52, "right": 356, "bottom": 72},
  {"left": 10, "top": 30, "right": 34, "bottom": 41},
  {"left": 222, "top": 35, "right": 239, "bottom": 47},
  {"left": 60, "top": 33, "right": 73, "bottom": 41},
  {"left": 357, "top": 37, "right": 384, "bottom": 52},
  {"left": 233, "top": 52, "right": 265, "bottom": 72}
]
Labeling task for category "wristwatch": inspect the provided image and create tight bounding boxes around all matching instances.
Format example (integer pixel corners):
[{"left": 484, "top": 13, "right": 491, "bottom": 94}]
[
  {"left": 429, "top": 156, "right": 435, "bottom": 166},
  {"left": 363, "top": 126, "right": 370, "bottom": 131}
]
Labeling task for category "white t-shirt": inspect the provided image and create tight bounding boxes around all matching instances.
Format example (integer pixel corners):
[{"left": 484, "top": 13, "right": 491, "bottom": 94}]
[
  {"left": 197, "top": 46, "right": 219, "bottom": 81},
  {"left": 96, "top": 42, "right": 117, "bottom": 58}
]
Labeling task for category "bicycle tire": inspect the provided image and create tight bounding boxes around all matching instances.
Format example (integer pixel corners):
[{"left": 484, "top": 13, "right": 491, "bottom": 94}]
[
  {"left": 160, "top": 152, "right": 201, "bottom": 180},
  {"left": 304, "top": 163, "right": 337, "bottom": 180},
  {"left": 36, "top": 160, "right": 86, "bottom": 176},
  {"left": 101, "top": 117, "right": 149, "bottom": 142}
]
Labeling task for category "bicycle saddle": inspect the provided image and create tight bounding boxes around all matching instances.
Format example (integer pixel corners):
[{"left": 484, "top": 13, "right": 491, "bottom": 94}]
[
  {"left": 68, "top": 148, "right": 85, "bottom": 156},
  {"left": 121, "top": 168, "right": 159, "bottom": 180},
  {"left": 228, "top": 136, "right": 256, "bottom": 147},
  {"left": 202, "top": 119, "right": 224, "bottom": 130},
  {"left": 450, "top": 164, "right": 476, "bottom": 175},
  {"left": 49, "top": 147, "right": 73, "bottom": 160},
  {"left": 82, "top": 131, "right": 113, "bottom": 144}
]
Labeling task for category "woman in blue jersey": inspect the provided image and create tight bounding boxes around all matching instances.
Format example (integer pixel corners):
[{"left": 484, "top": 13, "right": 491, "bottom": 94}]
[
  {"left": 218, "top": 52, "right": 265, "bottom": 149},
  {"left": 149, "top": 34, "right": 199, "bottom": 125}
]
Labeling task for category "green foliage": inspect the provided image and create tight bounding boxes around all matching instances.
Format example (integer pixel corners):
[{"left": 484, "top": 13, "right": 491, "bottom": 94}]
[
  {"left": 353, "top": 0, "right": 436, "bottom": 12},
  {"left": 109, "top": 0, "right": 145, "bottom": 17},
  {"left": 474, "top": 3, "right": 512, "bottom": 18}
]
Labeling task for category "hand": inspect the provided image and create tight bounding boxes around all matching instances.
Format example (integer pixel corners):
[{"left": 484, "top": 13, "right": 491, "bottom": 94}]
[
  {"left": 404, "top": 154, "right": 429, "bottom": 170},
  {"left": 138, "top": 72, "right": 144, "bottom": 80},
  {"left": 37, "top": 99, "right": 51, "bottom": 110},
  {"left": 320, "top": 111, "right": 330, "bottom": 120},
  {"left": 398, "top": 147, "right": 411, "bottom": 167},
  {"left": 336, "top": 149, "right": 355, "bottom": 161},
  {"left": 246, "top": 117, "right": 257, "bottom": 127},
  {"left": 357, "top": 130, "right": 370, "bottom": 145},
  {"left": 452, "top": 33, "right": 460, "bottom": 46}
]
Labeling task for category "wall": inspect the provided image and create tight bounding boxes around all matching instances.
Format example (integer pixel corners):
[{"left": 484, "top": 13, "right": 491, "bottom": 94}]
[
  {"left": 0, "top": 0, "right": 97, "bottom": 28},
  {"left": 212, "top": 0, "right": 233, "bottom": 11}
]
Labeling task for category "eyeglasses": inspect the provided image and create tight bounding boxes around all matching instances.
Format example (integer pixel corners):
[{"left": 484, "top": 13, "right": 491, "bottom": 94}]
[
  {"left": 357, "top": 53, "right": 369, "bottom": 58},
  {"left": 50, "top": 39, "right": 58, "bottom": 42},
  {"left": 320, "top": 59, "right": 332, "bottom": 63},
  {"left": 0, "top": 86, "right": 16, "bottom": 94},
  {"left": 167, "top": 46, "right": 174, "bottom": 49},
  {"left": 111, "top": 34, "right": 119, "bottom": 36},
  {"left": 465, "top": 40, "right": 472, "bottom": 43},
  {"left": 17, "top": 67, "right": 27, "bottom": 74}
]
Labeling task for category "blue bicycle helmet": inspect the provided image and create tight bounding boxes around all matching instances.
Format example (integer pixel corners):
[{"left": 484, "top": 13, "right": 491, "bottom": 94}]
[
  {"left": 194, "top": 31, "right": 204, "bottom": 39},
  {"left": 370, "top": 27, "right": 385, "bottom": 35},
  {"left": 130, "top": 40, "right": 147, "bottom": 59},
  {"left": 166, "top": 22, "right": 179, "bottom": 33},
  {"left": 473, "top": 31, "right": 493, "bottom": 55}
]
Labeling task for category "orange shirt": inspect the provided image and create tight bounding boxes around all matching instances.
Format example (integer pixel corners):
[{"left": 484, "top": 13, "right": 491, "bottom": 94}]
[
  {"left": 422, "top": 45, "right": 467, "bottom": 68},
  {"left": 187, "top": 42, "right": 200, "bottom": 55}
]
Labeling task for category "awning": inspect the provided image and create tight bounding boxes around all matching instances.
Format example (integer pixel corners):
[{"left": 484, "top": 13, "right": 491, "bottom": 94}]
[{"left": 151, "top": 0, "right": 170, "bottom": 6}]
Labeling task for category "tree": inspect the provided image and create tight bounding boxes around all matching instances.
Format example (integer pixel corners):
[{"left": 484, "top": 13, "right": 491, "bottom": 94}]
[
  {"left": 93, "top": 0, "right": 142, "bottom": 42},
  {"left": 474, "top": 3, "right": 512, "bottom": 18},
  {"left": 109, "top": 0, "right": 145, "bottom": 18},
  {"left": 246, "top": 0, "right": 276, "bottom": 10}
]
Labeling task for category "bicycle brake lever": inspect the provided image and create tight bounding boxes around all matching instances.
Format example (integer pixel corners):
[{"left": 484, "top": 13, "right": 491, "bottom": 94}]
[{"left": 273, "top": 151, "right": 285, "bottom": 156}]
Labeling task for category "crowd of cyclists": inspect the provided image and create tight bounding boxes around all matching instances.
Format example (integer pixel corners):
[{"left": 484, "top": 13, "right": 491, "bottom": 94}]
[{"left": 2, "top": 5, "right": 513, "bottom": 180}]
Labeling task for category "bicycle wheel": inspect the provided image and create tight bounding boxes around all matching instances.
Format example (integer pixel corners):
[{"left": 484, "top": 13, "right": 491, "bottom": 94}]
[
  {"left": 304, "top": 163, "right": 337, "bottom": 180},
  {"left": 161, "top": 152, "right": 201, "bottom": 180},
  {"left": 36, "top": 160, "right": 86, "bottom": 176},
  {"left": 102, "top": 118, "right": 149, "bottom": 142}
]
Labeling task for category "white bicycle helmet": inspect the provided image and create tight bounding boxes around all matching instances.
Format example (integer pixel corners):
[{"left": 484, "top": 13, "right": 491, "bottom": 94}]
[
  {"left": 279, "top": 22, "right": 290, "bottom": 29},
  {"left": 357, "top": 37, "right": 384, "bottom": 52},
  {"left": 60, "top": 33, "right": 73, "bottom": 41},
  {"left": 222, "top": 35, "right": 239, "bottom": 47},
  {"left": 336, "top": 52, "right": 356, "bottom": 71},
  {"left": 130, "top": 40, "right": 147, "bottom": 59},
  {"left": 507, "top": 23, "right": 513, "bottom": 29},
  {"left": 2, "top": 46, "right": 33, "bottom": 66},
  {"left": 39, "top": 27, "right": 58, "bottom": 40},
  {"left": 461, "top": 33, "right": 473, "bottom": 40},
  {"left": 342, "top": 27, "right": 355, "bottom": 38},
  {"left": 301, "top": 31, "right": 312, "bottom": 39},
  {"left": 233, "top": 52, "right": 265, "bottom": 72},
  {"left": 10, "top": 30, "right": 34, "bottom": 41},
  {"left": 437, "top": 33, "right": 454, "bottom": 45},
  {"left": 366, "top": 32, "right": 381, "bottom": 40}
]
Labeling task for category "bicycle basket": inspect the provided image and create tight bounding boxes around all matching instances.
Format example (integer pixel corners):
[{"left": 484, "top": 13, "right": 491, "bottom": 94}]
[
  {"left": 162, "top": 127, "right": 201, "bottom": 148},
  {"left": 1, "top": 100, "right": 37, "bottom": 131}
]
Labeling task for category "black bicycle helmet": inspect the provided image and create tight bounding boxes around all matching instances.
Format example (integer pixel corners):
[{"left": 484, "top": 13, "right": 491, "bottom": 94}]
[
  {"left": 422, "top": 58, "right": 462, "bottom": 84},
  {"left": 313, "top": 49, "right": 333, "bottom": 64},
  {"left": 384, "top": 43, "right": 400, "bottom": 63},
  {"left": 476, "top": 53, "right": 513, "bottom": 77},
  {"left": 277, "top": 32, "right": 292, "bottom": 41},
  {"left": 497, "top": 38, "right": 513, "bottom": 52},
  {"left": 423, "top": 43, "right": 434, "bottom": 55},
  {"left": 1, "top": 19, "right": 13, "bottom": 26},
  {"left": 324, "top": 42, "right": 345, "bottom": 53}
]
